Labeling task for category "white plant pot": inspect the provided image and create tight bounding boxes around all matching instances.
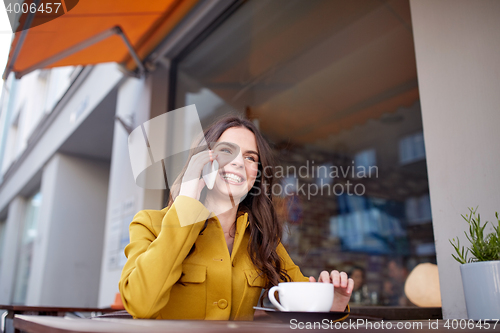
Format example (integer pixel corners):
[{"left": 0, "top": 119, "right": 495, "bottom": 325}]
[{"left": 460, "top": 261, "right": 500, "bottom": 320}]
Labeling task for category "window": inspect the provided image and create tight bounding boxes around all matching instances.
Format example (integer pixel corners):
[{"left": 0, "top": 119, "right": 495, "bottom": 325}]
[
  {"left": 405, "top": 194, "right": 432, "bottom": 225},
  {"left": 175, "top": 0, "right": 433, "bottom": 306},
  {"left": 1, "top": 108, "right": 20, "bottom": 174},
  {"left": 399, "top": 132, "right": 425, "bottom": 165},
  {"left": 13, "top": 191, "right": 42, "bottom": 304},
  {"left": 355, "top": 149, "right": 377, "bottom": 177},
  {"left": 44, "top": 66, "right": 78, "bottom": 113},
  {"left": 0, "top": 219, "right": 6, "bottom": 272}
]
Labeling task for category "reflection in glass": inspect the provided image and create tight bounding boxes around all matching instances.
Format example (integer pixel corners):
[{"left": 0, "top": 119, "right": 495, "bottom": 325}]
[{"left": 175, "top": 0, "right": 434, "bottom": 306}]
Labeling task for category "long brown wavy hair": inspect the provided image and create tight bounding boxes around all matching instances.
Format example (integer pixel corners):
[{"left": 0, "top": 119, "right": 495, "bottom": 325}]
[{"left": 167, "top": 114, "right": 291, "bottom": 300}]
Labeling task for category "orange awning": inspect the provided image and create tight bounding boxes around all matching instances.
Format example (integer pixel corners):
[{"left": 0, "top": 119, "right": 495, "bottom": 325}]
[{"left": 3, "top": 0, "right": 199, "bottom": 79}]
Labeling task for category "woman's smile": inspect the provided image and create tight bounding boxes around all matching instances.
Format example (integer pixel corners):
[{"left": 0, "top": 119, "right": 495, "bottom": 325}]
[{"left": 219, "top": 170, "right": 246, "bottom": 185}]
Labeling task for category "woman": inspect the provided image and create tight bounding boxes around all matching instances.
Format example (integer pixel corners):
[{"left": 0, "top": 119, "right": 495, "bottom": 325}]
[{"left": 119, "top": 115, "right": 354, "bottom": 320}]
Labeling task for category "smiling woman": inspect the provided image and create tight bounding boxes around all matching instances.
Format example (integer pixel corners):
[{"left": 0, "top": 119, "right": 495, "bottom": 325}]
[{"left": 118, "top": 114, "right": 353, "bottom": 320}]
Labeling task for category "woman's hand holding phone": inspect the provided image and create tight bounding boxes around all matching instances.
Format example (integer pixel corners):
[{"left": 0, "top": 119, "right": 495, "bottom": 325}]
[{"left": 179, "top": 150, "right": 218, "bottom": 201}]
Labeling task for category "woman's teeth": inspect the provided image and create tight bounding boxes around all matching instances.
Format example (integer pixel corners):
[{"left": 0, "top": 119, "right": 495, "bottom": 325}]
[{"left": 223, "top": 173, "right": 242, "bottom": 183}]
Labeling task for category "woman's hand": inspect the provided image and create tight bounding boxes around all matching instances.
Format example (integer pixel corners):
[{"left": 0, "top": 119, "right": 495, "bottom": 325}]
[
  {"left": 179, "top": 150, "right": 218, "bottom": 201},
  {"left": 309, "top": 270, "right": 354, "bottom": 312}
]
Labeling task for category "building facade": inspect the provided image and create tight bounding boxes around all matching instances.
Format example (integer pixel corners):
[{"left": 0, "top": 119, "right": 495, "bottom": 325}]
[{"left": 0, "top": 0, "right": 499, "bottom": 320}]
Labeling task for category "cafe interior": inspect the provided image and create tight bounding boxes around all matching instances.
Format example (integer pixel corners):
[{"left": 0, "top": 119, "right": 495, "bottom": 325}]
[{"left": 174, "top": 0, "right": 435, "bottom": 308}]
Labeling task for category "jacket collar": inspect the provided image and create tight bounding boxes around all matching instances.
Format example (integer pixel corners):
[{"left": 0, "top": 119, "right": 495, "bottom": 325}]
[
  {"left": 208, "top": 208, "right": 250, "bottom": 228},
  {"left": 237, "top": 210, "right": 250, "bottom": 228}
]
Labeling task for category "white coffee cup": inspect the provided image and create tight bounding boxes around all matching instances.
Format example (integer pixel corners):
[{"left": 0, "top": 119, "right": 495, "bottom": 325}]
[{"left": 268, "top": 282, "right": 334, "bottom": 312}]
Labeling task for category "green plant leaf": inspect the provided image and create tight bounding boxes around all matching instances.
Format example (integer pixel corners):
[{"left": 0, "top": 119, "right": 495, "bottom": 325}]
[{"left": 450, "top": 206, "right": 500, "bottom": 263}]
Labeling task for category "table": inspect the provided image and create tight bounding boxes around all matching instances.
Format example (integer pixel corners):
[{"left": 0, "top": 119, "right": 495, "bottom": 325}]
[
  {"left": 349, "top": 306, "right": 442, "bottom": 320},
  {"left": 14, "top": 315, "right": 500, "bottom": 333},
  {"left": 0, "top": 305, "right": 117, "bottom": 333}
]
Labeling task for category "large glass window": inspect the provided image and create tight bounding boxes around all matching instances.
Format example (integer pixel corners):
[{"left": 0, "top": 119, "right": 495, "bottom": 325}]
[
  {"left": 13, "top": 191, "right": 42, "bottom": 304},
  {"left": 175, "top": 0, "right": 434, "bottom": 306}
]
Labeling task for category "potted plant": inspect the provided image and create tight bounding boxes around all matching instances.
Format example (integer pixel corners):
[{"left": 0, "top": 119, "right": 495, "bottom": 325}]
[{"left": 450, "top": 207, "right": 500, "bottom": 320}]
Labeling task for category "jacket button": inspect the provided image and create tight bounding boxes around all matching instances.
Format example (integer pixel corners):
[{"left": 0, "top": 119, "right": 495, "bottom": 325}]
[{"left": 217, "top": 299, "right": 228, "bottom": 309}]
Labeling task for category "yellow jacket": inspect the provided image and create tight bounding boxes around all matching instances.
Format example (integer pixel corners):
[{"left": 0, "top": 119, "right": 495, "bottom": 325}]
[{"left": 119, "top": 195, "right": 349, "bottom": 321}]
